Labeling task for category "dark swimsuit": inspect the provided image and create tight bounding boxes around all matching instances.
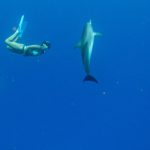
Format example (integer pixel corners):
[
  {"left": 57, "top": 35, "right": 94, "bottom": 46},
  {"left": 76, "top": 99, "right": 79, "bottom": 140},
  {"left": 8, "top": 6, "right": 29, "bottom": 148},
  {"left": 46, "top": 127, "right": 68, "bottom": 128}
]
[
  {"left": 23, "top": 46, "right": 44, "bottom": 56},
  {"left": 22, "top": 45, "right": 28, "bottom": 56}
]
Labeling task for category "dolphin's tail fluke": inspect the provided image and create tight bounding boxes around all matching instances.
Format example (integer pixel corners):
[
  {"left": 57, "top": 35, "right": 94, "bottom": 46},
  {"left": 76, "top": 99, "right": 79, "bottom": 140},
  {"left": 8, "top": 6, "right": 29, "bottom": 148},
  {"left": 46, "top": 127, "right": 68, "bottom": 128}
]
[{"left": 83, "top": 75, "right": 98, "bottom": 83}]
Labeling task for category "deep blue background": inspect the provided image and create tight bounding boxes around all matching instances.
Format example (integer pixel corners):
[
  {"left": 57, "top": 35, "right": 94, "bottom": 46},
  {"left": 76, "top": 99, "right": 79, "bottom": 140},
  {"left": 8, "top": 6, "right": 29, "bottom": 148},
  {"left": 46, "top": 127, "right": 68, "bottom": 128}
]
[{"left": 0, "top": 0, "right": 150, "bottom": 150}]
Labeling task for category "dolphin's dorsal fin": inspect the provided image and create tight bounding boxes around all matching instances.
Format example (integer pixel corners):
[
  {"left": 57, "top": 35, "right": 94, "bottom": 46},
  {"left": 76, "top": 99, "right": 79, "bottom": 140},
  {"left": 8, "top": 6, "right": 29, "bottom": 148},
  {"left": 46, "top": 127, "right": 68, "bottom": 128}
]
[{"left": 94, "top": 32, "right": 102, "bottom": 36}]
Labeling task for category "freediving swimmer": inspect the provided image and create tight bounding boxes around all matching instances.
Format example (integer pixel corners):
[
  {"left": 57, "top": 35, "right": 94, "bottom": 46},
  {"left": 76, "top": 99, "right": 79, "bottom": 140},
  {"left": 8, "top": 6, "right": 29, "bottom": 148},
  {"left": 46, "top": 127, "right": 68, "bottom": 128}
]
[{"left": 5, "top": 15, "right": 51, "bottom": 56}]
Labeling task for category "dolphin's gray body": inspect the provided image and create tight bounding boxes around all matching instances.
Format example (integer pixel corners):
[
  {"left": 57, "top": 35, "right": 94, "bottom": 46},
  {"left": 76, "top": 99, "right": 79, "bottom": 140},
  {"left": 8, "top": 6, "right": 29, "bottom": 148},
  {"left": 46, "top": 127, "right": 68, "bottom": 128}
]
[{"left": 76, "top": 20, "right": 101, "bottom": 83}]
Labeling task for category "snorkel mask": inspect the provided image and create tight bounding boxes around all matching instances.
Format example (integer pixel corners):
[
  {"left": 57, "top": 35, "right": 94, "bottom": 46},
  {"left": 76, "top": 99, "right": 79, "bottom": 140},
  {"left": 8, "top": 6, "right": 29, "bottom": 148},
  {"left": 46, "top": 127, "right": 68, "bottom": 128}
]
[{"left": 42, "top": 41, "right": 51, "bottom": 49}]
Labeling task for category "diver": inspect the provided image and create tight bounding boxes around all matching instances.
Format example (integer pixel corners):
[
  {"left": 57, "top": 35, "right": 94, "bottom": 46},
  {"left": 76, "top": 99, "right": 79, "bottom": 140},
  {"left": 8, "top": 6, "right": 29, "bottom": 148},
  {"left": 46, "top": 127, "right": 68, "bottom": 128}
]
[{"left": 5, "top": 15, "right": 51, "bottom": 56}]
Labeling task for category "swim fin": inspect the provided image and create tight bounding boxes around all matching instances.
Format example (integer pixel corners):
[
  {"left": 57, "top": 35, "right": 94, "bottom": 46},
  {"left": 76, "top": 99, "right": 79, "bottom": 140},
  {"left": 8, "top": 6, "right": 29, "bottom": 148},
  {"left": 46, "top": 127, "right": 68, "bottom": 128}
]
[
  {"left": 18, "top": 15, "right": 27, "bottom": 38},
  {"left": 83, "top": 75, "right": 98, "bottom": 83}
]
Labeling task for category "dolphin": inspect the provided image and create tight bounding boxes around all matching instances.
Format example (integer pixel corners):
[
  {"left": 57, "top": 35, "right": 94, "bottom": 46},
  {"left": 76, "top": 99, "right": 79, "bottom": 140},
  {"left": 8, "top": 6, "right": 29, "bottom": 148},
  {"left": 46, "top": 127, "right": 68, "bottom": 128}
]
[{"left": 75, "top": 20, "right": 102, "bottom": 83}]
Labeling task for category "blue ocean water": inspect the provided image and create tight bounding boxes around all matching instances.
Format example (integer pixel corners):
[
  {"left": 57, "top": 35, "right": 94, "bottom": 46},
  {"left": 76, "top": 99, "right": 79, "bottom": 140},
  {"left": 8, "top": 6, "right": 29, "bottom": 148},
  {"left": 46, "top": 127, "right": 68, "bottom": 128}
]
[{"left": 0, "top": 0, "right": 150, "bottom": 150}]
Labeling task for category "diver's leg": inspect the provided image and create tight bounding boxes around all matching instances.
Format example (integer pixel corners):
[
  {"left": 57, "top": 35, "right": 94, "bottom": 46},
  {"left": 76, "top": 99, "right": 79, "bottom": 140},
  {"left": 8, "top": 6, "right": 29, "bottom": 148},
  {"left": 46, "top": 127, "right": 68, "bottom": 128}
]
[
  {"left": 5, "top": 31, "right": 24, "bottom": 52},
  {"left": 7, "top": 42, "right": 25, "bottom": 54},
  {"left": 6, "top": 34, "right": 20, "bottom": 49},
  {"left": 5, "top": 30, "right": 19, "bottom": 44},
  {"left": 5, "top": 30, "right": 22, "bottom": 50},
  {"left": 6, "top": 41, "right": 24, "bottom": 50},
  {"left": 13, "top": 36, "right": 19, "bottom": 42}
]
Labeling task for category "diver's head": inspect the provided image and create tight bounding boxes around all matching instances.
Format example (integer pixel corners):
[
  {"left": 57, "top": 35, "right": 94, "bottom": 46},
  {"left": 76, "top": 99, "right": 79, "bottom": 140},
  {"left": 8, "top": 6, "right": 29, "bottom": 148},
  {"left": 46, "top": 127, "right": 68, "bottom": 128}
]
[{"left": 41, "top": 41, "right": 51, "bottom": 49}]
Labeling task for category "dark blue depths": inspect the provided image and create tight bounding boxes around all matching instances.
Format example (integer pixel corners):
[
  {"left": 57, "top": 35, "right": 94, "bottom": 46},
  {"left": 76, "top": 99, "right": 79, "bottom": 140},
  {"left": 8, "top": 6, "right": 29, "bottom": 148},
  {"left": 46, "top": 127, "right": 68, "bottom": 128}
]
[{"left": 0, "top": 0, "right": 150, "bottom": 150}]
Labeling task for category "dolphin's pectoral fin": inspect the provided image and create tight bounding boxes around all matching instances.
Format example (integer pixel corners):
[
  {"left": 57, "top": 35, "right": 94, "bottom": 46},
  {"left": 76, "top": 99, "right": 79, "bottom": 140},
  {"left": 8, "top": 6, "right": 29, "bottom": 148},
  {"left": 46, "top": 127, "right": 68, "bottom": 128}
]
[
  {"left": 75, "top": 41, "right": 82, "bottom": 48},
  {"left": 83, "top": 75, "right": 98, "bottom": 83},
  {"left": 94, "top": 32, "right": 102, "bottom": 37}
]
